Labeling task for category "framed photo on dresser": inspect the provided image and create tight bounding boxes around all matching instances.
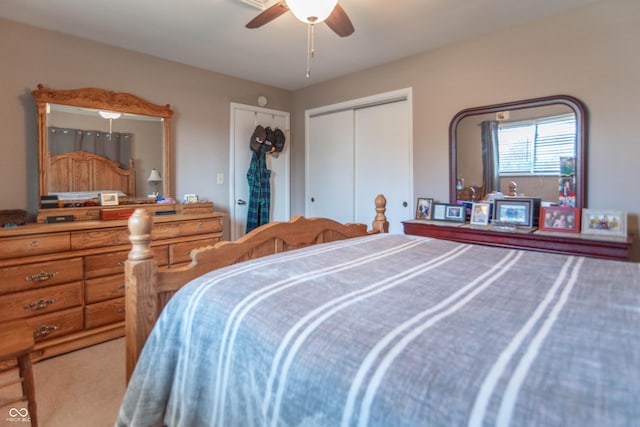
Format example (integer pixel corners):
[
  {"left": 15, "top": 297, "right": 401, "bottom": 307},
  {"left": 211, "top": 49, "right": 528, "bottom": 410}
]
[
  {"left": 581, "top": 209, "right": 627, "bottom": 237},
  {"left": 470, "top": 202, "right": 490, "bottom": 226},
  {"left": 415, "top": 198, "right": 433, "bottom": 220},
  {"left": 493, "top": 198, "right": 534, "bottom": 228},
  {"left": 432, "top": 203, "right": 465, "bottom": 223},
  {"left": 539, "top": 206, "right": 580, "bottom": 232}
]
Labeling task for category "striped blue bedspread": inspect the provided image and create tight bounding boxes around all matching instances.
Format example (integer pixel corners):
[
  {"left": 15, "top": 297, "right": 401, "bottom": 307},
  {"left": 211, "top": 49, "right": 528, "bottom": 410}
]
[{"left": 116, "top": 233, "right": 640, "bottom": 427}]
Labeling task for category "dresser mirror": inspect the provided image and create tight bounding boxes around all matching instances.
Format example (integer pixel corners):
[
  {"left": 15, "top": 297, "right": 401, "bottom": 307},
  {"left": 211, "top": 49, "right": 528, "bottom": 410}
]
[
  {"left": 32, "top": 85, "right": 173, "bottom": 201},
  {"left": 449, "top": 95, "right": 587, "bottom": 208}
]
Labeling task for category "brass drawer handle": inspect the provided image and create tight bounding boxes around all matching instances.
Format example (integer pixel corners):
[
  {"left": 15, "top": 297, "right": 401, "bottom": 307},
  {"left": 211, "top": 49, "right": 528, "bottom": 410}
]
[
  {"left": 30, "top": 240, "right": 40, "bottom": 248},
  {"left": 117, "top": 261, "right": 126, "bottom": 267},
  {"left": 33, "top": 324, "right": 59, "bottom": 338},
  {"left": 198, "top": 222, "right": 203, "bottom": 228},
  {"left": 118, "top": 284, "right": 125, "bottom": 289},
  {"left": 25, "top": 271, "right": 59, "bottom": 282},
  {"left": 118, "top": 307, "right": 125, "bottom": 314},
  {"left": 24, "top": 298, "right": 56, "bottom": 311}
]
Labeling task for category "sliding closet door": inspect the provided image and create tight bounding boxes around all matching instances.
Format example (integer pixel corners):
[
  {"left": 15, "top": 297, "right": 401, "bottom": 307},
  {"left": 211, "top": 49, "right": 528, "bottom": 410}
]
[
  {"left": 354, "top": 100, "right": 412, "bottom": 234},
  {"left": 306, "top": 110, "right": 355, "bottom": 222},
  {"left": 306, "top": 89, "right": 413, "bottom": 233}
]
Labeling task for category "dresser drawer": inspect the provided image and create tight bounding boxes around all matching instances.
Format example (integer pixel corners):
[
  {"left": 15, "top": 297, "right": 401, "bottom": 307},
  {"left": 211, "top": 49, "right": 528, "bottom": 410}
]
[
  {"left": 85, "top": 297, "right": 125, "bottom": 329},
  {"left": 85, "top": 275, "right": 125, "bottom": 304},
  {"left": 84, "top": 245, "right": 169, "bottom": 279},
  {"left": 25, "top": 306, "right": 84, "bottom": 342},
  {"left": 0, "top": 257, "right": 83, "bottom": 295},
  {"left": 0, "top": 281, "right": 83, "bottom": 323},
  {"left": 84, "top": 250, "right": 127, "bottom": 279},
  {"left": 170, "top": 236, "right": 221, "bottom": 265},
  {"left": 70, "top": 227, "right": 129, "bottom": 250},
  {"left": 0, "top": 233, "right": 70, "bottom": 259},
  {"left": 153, "top": 218, "right": 222, "bottom": 240}
]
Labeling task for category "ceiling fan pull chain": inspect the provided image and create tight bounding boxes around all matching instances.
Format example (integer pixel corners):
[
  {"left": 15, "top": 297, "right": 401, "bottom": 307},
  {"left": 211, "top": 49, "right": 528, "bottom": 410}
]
[{"left": 306, "top": 22, "right": 317, "bottom": 78}]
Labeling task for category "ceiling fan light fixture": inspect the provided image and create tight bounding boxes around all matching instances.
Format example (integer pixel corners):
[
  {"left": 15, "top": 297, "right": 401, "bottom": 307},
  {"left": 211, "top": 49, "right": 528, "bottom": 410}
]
[
  {"left": 286, "top": 0, "right": 338, "bottom": 24},
  {"left": 98, "top": 111, "right": 122, "bottom": 120}
]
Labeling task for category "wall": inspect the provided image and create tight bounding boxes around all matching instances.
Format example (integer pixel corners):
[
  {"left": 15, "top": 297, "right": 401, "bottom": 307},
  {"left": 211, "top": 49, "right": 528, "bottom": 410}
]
[
  {"left": 0, "top": 17, "right": 291, "bottom": 238},
  {"left": 291, "top": 0, "right": 640, "bottom": 260}
]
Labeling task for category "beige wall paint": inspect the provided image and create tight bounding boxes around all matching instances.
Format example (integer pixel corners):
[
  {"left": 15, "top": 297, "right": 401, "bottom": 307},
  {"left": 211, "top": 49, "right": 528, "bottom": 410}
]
[
  {"left": 0, "top": 17, "right": 291, "bottom": 237},
  {"left": 292, "top": 0, "right": 640, "bottom": 260},
  {"left": 1, "top": 0, "right": 639, "bottom": 259}
]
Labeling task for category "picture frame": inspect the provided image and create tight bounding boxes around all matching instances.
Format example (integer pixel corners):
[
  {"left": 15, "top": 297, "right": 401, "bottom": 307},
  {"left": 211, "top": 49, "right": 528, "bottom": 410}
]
[
  {"left": 493, "top": 198, "right": 534, "bottom": 228},
  {"left": 99, "top": 192, "right": 119, "bottom": 206},
  {"left": 558, "top": 176, "right": 576, "bottom": 207},
  {"left": 539, "top": 206, "right": 580, "bottom": 232},
  {"left": 184, "top": 194, "right": 199, "bottom": 204},
  {"left": 431, "top": 203, "right": 465, "bottom": 223},
  {"left": 581, "top": 209, "right": 627, "bottom": 237},
  {"left": 445, "top": 205, "right": 466, "bottom": 222},
  {"left": 470, "top": 202, "right": 491, "bottom": 226},
  {"left": 415, "top": 197, "right": 434, "bottom": 220}
]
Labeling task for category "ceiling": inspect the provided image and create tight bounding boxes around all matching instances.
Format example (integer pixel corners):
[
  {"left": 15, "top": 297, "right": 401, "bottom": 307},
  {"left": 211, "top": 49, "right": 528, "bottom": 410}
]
[{"left": 0, "top": 0, "right": 600, "bottom": 91}]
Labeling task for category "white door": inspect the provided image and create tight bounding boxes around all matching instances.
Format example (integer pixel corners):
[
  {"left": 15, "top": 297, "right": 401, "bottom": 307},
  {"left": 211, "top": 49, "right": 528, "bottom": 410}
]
[
  {"left": 306, "top": 89, "right": 413, "bottom": 233},
  {"left": 230, "top": 103, "right": 290, "bottom": 240},
  {"left": 306, "top": 109, "right": 355, "bottom": 222},
  {"left": 354, "top": 100, "right": 412, "bottom": 233}
]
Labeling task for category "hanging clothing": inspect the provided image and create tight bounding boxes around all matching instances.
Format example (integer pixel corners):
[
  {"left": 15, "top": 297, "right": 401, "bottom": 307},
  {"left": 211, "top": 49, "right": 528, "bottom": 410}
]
[{"left": 246, "top": 144, "right": 272, "bottom": 233}]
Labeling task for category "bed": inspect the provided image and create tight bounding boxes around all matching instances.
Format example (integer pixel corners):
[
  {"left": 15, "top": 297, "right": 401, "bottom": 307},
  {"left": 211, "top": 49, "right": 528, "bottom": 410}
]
[
  {"left": 45, "top": 150, "right": 135, "bottom": 198},
  {"left": 117, "top": 195, "right": 639, "bottom": 427}
]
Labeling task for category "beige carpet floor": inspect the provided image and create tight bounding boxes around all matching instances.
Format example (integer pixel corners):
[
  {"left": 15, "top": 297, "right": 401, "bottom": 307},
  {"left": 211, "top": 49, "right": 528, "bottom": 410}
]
[{"left": 31, "top": 337, "right": 125, "bottom": 427}]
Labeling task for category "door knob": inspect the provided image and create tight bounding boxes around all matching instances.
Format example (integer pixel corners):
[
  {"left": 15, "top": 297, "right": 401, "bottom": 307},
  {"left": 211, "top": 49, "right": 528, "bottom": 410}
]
[
  {"left": 402, "top": 201, "right": 408, "bottom": 207},
  {"left": 237, "top": 199, "right": 247, "bottom": 205},
  {"left": 311, "top": 197, "right": 315, "bottom": 203}
]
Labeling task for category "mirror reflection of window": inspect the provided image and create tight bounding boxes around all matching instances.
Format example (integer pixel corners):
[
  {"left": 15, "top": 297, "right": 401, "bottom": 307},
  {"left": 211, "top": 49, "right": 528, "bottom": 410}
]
[{"left": 497, "top": 113, "right": 576, "bottom": 176}]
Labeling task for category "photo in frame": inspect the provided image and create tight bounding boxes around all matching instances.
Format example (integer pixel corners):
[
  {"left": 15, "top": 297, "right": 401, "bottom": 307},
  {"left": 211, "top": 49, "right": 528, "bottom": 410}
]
[
  {"left": 431, "top": 203, "right": 448, "bottom": 221},
  {"left": 184, "top": 194, "right": 199, "bottom": 204},
  {"left": 444, "top": 204, "right": 466, "bottom": 223},
  {"left": 581, "top": 209, "right": 627, "bottom": 237},
  {"left": 558, "top": 176, "right": 576, "bottom": 207},
  {"left": 99, "top": 192, "right": 119, "bottom": 206},
  {"left": 470, "top": 202, "right": 491, "bottom": 226},
  {"left": 493, "top": 198, "right": 534, "bottom": 228},
  {"left": 539, "top": 206, "right": 580, "bottom": 232},
  {"left": 415, "top": 197, "right": 434, "bottom": 220}
]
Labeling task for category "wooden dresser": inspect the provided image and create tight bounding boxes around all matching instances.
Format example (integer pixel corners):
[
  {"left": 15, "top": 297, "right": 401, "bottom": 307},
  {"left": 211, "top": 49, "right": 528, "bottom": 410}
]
[
  {"left": 403, "top": 220, "right": 633, "bottom": 261},
  {"left": 0, "top": 212, "right": 223, "bottom": 362}
]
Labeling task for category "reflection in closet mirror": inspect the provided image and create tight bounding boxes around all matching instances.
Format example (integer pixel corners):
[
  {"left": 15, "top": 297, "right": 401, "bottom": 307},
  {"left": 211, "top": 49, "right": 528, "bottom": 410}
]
[
  {"left": 32, "top": 85, "right": 173, "bottom": 200},
  {"left": 449, "top": 95, "right": 587, "bottom": 208}
]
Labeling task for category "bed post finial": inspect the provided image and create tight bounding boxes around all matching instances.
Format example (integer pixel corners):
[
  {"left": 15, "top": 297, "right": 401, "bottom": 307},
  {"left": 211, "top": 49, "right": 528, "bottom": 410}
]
[
  {"left": 128, "top": 208, "right": 153, "bottom": 261},
  {"left": 372, "top": 194, "right": 389, "bottom": 233},
  {"left": 125, "top": 208, "right": 157, "bottom": 382}
]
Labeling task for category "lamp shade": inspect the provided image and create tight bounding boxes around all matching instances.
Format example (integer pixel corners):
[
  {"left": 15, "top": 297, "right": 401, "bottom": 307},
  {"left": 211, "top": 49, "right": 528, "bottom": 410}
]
[
  {"left": 286, "top": 0, "right": 338, "bottom": 24},
  {"left": 147, "top": 168, "right": 162, "bottom": 182}
]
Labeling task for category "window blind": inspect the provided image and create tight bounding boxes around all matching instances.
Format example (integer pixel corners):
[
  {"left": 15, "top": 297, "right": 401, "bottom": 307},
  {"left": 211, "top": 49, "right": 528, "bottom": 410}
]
[{"left": 498, "top": 113, "right": 576, "bottom": 175}]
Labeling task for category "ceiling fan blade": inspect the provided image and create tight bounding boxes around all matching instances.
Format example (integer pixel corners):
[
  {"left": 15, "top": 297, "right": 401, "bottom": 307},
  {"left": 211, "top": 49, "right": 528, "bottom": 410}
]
[
  {"left": 324, "top": 3, "right": 354, "bottom": 37},
  {"left": 246, "top": 1, "right": 289, "bottom": 29}
]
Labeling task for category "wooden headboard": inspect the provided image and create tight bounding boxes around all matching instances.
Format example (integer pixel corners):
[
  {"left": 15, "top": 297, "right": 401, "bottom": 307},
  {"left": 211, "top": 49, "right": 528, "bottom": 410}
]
[{"left": 48, "top": 150, "right": 135, "bottom": 195}]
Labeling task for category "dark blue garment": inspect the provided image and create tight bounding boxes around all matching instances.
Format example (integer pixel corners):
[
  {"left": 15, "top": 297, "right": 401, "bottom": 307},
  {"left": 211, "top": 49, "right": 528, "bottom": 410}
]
[{"left": 246, "top": 145, "right": 271, "bottom": 233}]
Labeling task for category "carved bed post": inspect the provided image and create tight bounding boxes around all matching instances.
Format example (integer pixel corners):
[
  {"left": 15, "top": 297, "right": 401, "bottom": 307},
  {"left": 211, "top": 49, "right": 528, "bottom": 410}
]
[
  {"left": 125, "top": 208, "right": 158, "bottom": 382},
  {"left": 372, "top": 194, "right": 389, "bottom": 233}
]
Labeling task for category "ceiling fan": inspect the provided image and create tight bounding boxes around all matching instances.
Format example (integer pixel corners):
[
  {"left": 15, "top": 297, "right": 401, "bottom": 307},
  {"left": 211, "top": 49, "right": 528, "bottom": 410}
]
[
  {"left": 246, "top": 0, "right": 354, "bottom": 78},
  {"left": 246, "top": 0, "right": 354, "bottom": 38}
]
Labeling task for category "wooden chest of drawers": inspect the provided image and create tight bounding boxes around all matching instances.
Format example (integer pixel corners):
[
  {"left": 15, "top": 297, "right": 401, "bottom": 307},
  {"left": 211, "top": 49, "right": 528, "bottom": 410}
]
[{"left": 0, "top": 211, "right": 224, "bottom": 362}]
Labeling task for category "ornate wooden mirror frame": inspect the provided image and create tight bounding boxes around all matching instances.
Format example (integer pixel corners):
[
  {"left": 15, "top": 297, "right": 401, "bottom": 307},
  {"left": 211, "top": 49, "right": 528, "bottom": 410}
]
[{"left": 32, "top": 84, "right": 174, "bottom": 199}]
